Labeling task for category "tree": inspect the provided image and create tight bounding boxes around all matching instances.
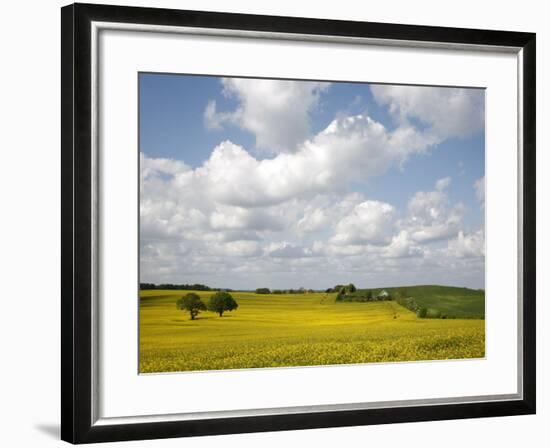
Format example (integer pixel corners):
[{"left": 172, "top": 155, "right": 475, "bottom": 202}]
[
  {"left": 208, "top": 291, "right": 239, "bottom": 317},
  {"left": 176, "top": 293, "right": 206, "bottom": 320},
  {"left": 367, "top": 290, "right": 373, "bottom": 300},
  {"left": 346, "top": 283, "right": 356, "bottom": 293},
  {"left": 255, "top": 288, "right": 271, "bottom": 294}
]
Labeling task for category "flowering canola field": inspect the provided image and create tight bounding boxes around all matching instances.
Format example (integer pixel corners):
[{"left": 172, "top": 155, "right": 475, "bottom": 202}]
[{"left": 139, "top": 290, "right": 485, "bottom": 373}]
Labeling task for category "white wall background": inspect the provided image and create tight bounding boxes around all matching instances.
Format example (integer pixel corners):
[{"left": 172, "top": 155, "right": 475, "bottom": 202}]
[{"left": 0, "top": 0, "right": 545, "bottom": 446}]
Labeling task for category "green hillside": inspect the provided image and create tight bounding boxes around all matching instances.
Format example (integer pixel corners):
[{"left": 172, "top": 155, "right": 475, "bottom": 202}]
[{"left": 358, "top": 285, "right": 485, "bottom": 319}]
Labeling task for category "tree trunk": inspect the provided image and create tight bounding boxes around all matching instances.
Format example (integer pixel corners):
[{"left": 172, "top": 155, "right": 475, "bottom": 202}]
[{"left": 219, "top": 311, "right": 223, "bottom": 317}]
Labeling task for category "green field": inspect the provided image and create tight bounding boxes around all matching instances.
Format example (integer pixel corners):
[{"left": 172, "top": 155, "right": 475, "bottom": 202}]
[
  {"left": 349, "top": 285, "right": 485, "bottom": 318},
  {"left": 392, "top": 285, "right": 484, "bottom": 318},
  {"left": 139, "top": 287, "right": 485, "bottom": 373}
]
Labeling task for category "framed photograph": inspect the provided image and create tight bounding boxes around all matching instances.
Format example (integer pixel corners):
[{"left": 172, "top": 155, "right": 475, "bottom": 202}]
[{"left": 61, "top": 2, "right": 536, "bottom": 444}]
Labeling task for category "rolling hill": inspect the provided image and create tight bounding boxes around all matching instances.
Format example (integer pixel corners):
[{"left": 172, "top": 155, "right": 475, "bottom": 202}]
[
  {"left": 351, "top": 285, "right": 485, "bottom": 319},
  {"left": 139, "top": 288, "right": 485, "bottom": 373}
]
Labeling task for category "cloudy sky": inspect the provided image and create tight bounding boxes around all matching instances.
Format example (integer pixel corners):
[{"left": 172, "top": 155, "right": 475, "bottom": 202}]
[{"left": 139, "top": 74, "right": 485, "bottom": 290}]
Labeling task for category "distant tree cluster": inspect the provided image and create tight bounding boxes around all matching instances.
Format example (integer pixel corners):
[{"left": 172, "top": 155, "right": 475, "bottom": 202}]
[
  {"left": 331, "top": 284, "right": 393, "bottom": 302},
  {"left": 255, "top": 288, "right": 271, "bottom": 294},
  {"left": 255, "top": 287, "right": 314, "bottom": 294},
  {"left": 140, "top": 283, "right": 231, "bottom": 292},
  {"left": 176, "top": 291, "right": 239, "bottom": 320},
  {"left": 326, "top": 284, "right": 356, "bottom": 294}
]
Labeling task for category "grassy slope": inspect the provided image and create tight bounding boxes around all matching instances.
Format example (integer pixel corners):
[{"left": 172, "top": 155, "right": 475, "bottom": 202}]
[
  {"left": 405, "top": 285, "right": 485, "bottom": 318},
  {"left": 353, "top": 285, "right": 485, "bottom": 318},
  {"left": 140, "top": 289, "right": 485, "bottom": 373}
]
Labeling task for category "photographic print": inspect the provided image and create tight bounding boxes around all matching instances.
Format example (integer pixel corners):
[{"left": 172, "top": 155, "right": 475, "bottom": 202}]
[{"left": 139, "top": 74, "right": 486, "bottom": 374}]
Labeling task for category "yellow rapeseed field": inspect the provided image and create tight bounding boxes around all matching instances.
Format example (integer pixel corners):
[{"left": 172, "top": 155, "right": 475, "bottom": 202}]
[{"left": 139, "top": 290, "right": 485, "bottom": 373}]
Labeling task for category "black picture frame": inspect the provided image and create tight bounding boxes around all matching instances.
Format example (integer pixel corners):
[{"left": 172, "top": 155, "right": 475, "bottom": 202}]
[{"left": 61, "top": 2, "right": 536, "bottom": 444}]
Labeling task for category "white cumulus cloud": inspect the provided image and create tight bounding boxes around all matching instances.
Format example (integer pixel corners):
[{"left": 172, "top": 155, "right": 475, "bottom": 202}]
[
  {"left": 405, "top": 179, "right": 464, "bottom": 243},
  {"left": 198, "top": 113, "right": 433, "bottom": 208},
  {"left": 331, "top": 200, "right": 396, "bottom": 246},
  {"left": 447, "top": 230, "right": 485, "bottom": 258},
  {"left": 267, "top": 242, "right": 313, "bottom": 259},
  {"left": 371, "top": 84, "right": 484, "bottom": 141},
  {"left": 204, "top": 78, "right": 329, "bottom": 153},
  {"left": 210, "top": 240, "right": 262, "bottom": 258},
  {"left": 141, "top": 82, "right": 485, "bottom": 288},
  {"left": 383, "top": 230, "right": 424, "bottom": 258}
]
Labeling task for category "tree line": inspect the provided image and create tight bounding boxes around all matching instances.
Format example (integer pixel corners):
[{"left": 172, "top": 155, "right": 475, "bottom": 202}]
[
  {"left": 328, "top": 284, "right": 395, "bottom": 302},
  {"left": 336, "top": 289, "right": 393, "bottom": 302},
  {"left": 255, "top": 287, "right": 315, "bottom": 294},
  {"left": 177, "top": 291, "right": 239, "bottom": 320},
  {"left": 140, "top": 283, "right": 231, "bottom": 292}
]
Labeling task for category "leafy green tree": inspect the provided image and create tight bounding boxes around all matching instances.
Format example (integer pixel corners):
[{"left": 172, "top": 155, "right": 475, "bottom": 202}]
[
  {"left": 367, "top": 290, "right": 373, "bottom": 300},
  {"left": 208, "top": 291, "right": 239, "bottom": 317},
  {"left": 346, "top": 283, "right": 356, "bottom": 293},
  {"left": 176, "top": 293, "right": 206, "bottom": 320}
]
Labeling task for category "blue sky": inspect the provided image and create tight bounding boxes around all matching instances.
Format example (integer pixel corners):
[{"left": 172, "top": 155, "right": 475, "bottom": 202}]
[{"left": 139, "top": 73, "right": 485, "bottom": 289}]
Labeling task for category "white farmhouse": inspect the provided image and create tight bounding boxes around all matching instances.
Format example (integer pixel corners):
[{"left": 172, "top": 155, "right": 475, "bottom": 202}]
[{"left": 377, "top": 290, "right": 389, "bottom": 300}]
